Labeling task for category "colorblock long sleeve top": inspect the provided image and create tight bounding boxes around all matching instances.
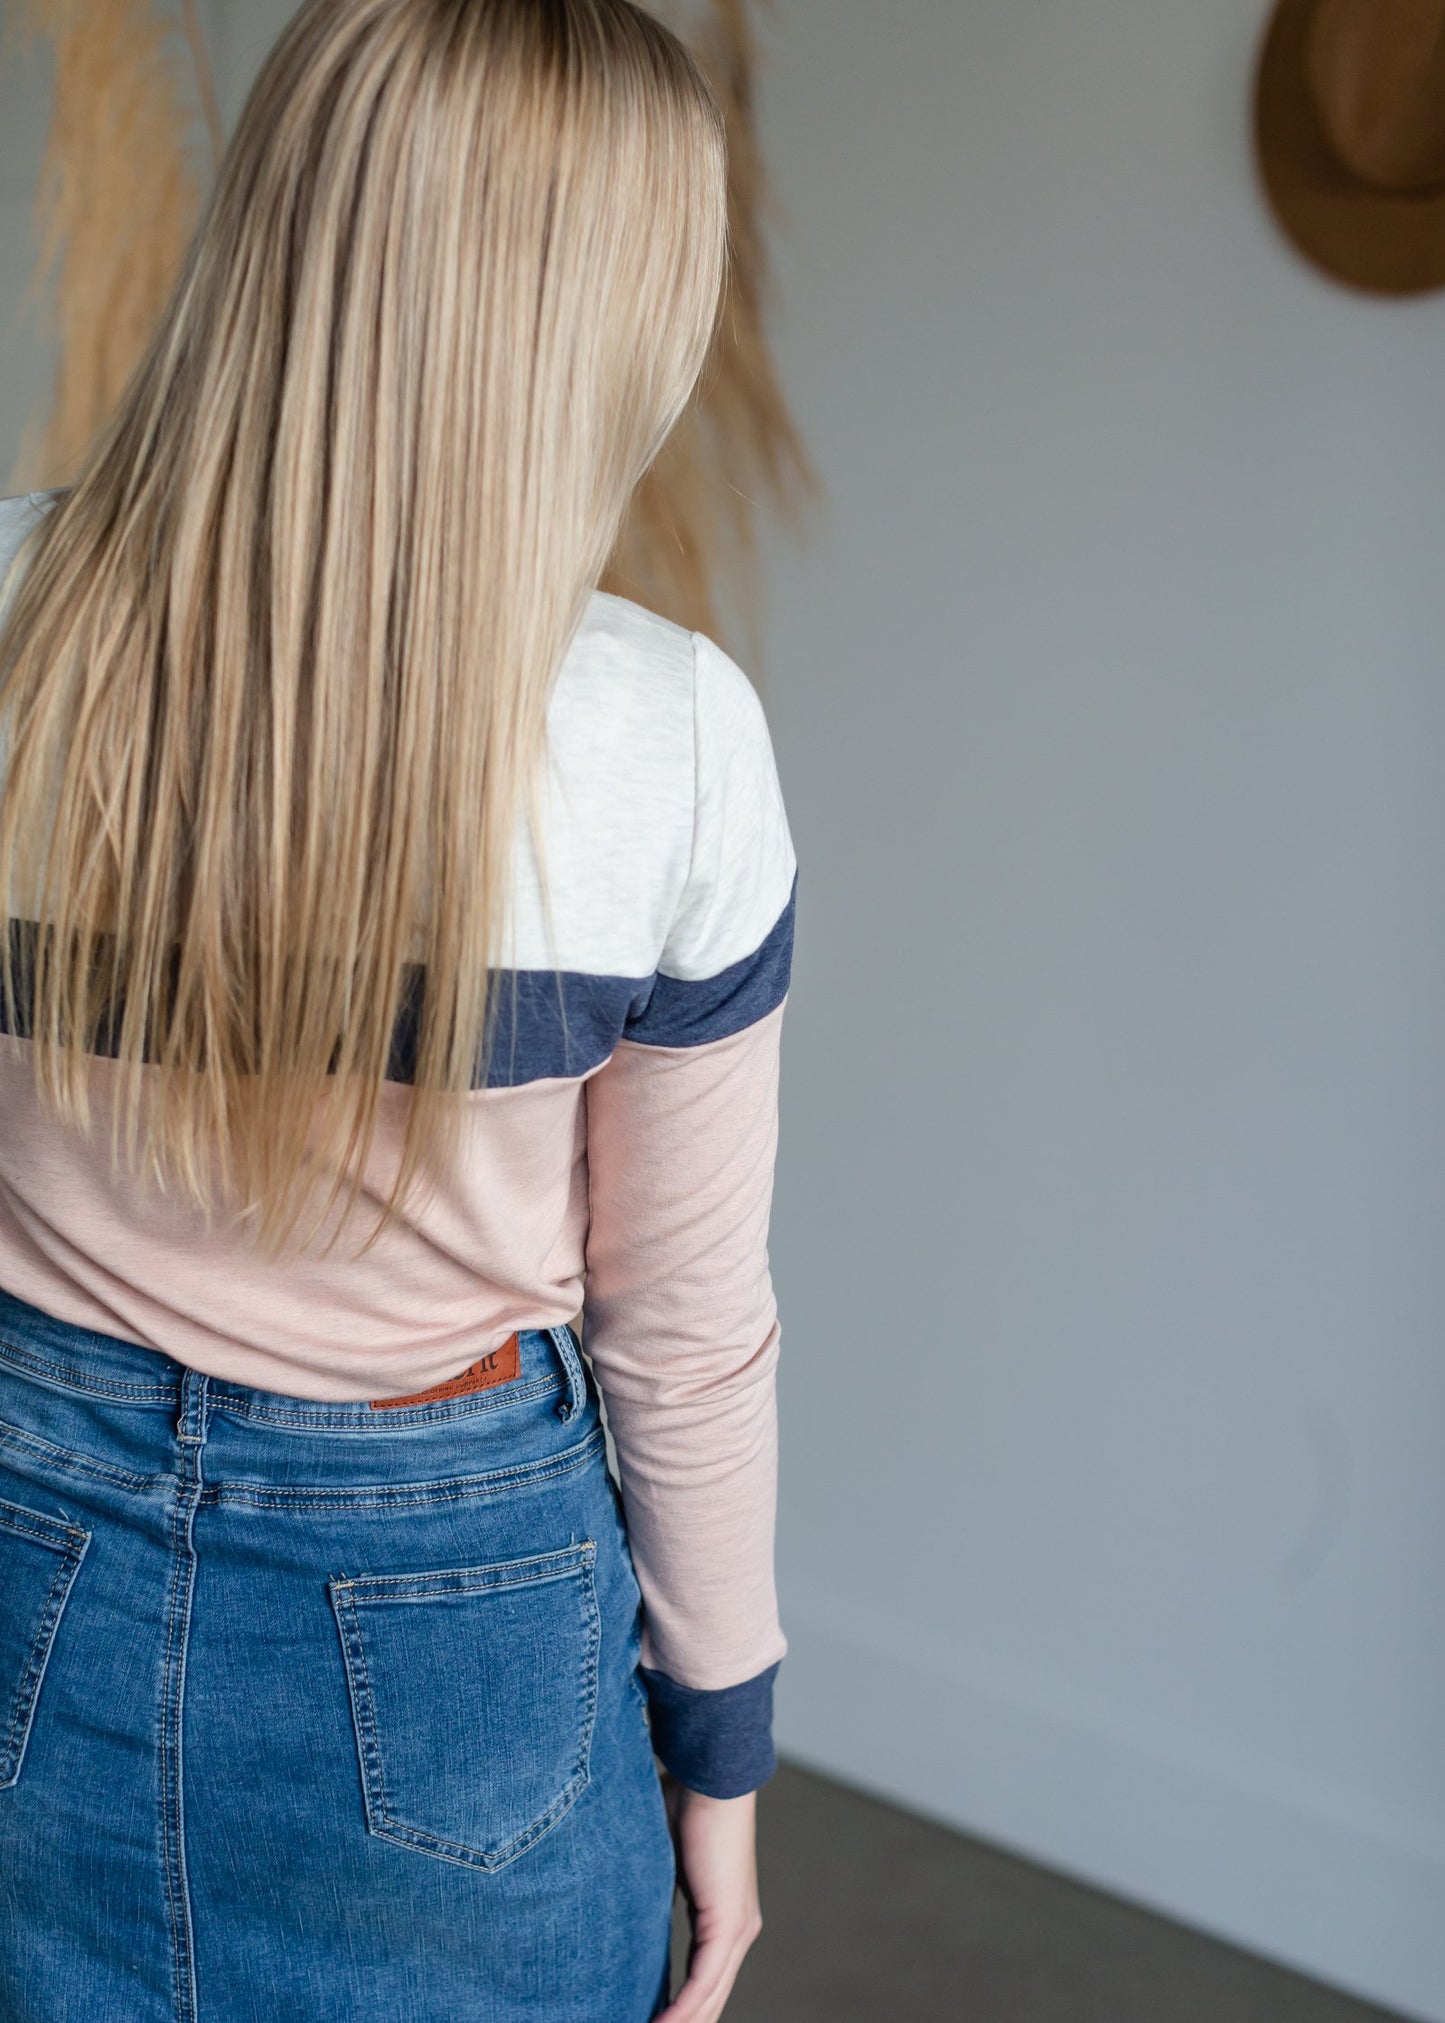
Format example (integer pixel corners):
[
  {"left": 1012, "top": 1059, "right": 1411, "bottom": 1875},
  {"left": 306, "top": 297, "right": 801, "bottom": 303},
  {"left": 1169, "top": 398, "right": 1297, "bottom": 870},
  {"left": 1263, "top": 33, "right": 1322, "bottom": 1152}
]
[{"left": 0, "top": 490, "right": 796, "bottom": 1797}]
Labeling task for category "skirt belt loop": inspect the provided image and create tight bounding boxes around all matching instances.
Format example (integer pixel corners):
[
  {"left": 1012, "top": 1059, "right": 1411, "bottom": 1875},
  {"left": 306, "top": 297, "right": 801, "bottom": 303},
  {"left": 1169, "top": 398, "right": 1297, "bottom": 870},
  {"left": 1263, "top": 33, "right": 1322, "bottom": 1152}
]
[{"left": 549, "top": 1323, "right": 588, "bottom": 1424}]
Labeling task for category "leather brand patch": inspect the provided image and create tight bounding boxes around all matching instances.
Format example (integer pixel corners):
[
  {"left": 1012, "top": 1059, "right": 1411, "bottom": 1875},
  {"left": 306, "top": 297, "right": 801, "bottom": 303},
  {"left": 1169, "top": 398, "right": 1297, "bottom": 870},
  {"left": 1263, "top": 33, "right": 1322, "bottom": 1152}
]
[{"left": 370, "top": 1333, "right": 521, "bottom": 1409}]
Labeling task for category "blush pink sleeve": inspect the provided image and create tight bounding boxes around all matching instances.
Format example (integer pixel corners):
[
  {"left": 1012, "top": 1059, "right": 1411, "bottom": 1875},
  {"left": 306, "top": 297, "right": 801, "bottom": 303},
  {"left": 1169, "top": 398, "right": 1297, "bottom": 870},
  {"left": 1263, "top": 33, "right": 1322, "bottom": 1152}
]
[{"left": 581, "top": 1000, "right": 788, "bottom": 1694}]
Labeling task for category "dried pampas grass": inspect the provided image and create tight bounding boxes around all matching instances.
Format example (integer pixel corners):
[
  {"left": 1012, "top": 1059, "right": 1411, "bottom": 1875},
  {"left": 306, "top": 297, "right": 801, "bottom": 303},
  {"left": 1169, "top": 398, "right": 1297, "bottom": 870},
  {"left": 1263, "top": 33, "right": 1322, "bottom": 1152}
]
[
  {"left": 600, "top": 0, "right": 819, "bottom": 661},
  {"left": 6, "top": 0, "right": 214, "bottom": 491},
  {"left": 6, "top": 0, "right": 817, "bottom": 658}
]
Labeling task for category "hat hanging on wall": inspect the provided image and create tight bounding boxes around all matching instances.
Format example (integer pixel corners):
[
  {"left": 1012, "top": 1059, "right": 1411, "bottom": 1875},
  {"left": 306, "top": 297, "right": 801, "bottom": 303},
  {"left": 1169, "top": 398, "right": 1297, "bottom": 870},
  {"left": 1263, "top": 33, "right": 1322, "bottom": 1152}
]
[{"left": 1255, "top": 0, "right": 1445, "bottom": 294}]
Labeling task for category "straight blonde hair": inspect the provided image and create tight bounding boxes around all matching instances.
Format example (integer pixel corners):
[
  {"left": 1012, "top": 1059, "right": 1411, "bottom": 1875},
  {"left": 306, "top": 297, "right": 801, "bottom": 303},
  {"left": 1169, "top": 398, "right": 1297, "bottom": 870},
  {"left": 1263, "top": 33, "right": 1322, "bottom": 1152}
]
[{"left": 0, "top": 0, "right": 729, "bottom": 1261}]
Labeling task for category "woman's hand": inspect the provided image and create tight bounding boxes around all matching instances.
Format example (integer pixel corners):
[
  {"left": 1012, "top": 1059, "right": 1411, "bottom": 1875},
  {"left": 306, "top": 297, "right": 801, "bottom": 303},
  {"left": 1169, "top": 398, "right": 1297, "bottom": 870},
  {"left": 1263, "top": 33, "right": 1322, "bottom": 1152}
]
[{"left": 656, "top": 1774, "right": 763, "bottom": 2022}]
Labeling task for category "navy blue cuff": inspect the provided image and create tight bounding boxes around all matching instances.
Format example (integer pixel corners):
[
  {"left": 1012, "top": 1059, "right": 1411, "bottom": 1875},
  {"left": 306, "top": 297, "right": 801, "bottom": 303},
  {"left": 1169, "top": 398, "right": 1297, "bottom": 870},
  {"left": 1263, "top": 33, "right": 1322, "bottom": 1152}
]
[{"left": 639, "top": 1661, "right": 781, "bottom": 1799}]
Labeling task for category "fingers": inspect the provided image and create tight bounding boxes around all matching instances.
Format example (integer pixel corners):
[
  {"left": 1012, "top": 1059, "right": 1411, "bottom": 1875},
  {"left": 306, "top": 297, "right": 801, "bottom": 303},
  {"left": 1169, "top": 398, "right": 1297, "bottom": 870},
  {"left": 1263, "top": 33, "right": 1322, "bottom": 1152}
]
[
  {"left": 655, "top": 1918, "right": 764, "bottom": 2023},
  {"left": 655, "top": 1779, "right": 762, "bottom": 2021}
]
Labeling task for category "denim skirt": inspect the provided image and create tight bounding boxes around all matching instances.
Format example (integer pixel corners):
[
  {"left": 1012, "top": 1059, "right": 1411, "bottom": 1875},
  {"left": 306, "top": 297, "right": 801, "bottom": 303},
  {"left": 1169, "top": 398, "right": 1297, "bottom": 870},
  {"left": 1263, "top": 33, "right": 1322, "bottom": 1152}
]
[{"left": 0, "top": 1285, "right": 676, "bottom": 2021}]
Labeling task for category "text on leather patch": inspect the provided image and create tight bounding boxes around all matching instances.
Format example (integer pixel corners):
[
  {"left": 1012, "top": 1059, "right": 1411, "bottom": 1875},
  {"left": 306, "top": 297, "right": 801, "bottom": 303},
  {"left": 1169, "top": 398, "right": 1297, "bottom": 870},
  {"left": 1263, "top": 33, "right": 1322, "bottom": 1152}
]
[{"left": 370, "top": 1333, "right": 521, "bottom": 1409}]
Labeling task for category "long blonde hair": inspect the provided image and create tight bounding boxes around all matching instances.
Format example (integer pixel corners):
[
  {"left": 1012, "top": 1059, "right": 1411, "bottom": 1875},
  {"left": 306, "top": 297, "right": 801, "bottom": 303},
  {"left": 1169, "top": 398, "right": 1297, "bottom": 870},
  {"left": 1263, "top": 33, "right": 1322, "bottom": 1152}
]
[{"left": 0, "top": 0, "right": 729, "bottom": 1261}]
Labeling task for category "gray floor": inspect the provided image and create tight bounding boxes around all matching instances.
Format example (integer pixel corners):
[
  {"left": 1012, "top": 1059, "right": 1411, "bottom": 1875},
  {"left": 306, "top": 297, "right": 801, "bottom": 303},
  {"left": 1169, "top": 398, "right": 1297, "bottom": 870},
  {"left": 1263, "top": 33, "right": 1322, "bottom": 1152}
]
[{"left": 672, "top": 1763, "right": 1410, "bottom": 2023}]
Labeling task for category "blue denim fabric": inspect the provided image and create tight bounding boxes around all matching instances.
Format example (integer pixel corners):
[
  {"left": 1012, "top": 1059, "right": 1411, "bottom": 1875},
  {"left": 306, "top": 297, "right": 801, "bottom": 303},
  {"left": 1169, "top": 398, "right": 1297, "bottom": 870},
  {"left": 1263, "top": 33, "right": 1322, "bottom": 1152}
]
[{"left": 0, "top": 1286, "right": 676, "bottom": 2021}]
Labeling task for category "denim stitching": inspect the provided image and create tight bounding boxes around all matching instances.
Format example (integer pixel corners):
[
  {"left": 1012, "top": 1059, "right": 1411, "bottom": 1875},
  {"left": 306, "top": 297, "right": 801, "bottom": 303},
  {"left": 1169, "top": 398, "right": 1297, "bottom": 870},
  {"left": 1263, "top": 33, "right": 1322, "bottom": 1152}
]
[
  {"left": 374, "top": 1563, "right": 598, "bottom": 1871},
  {"left": 0, "top": 1418, "right": 161, "bottom": 1493},
  {"left": 159, "top": 1491, "right": 189, "bottom": 2020},
  {"left": 332, "top": 1544, "right": 596, "bottom": 1603},
  {"left": 0, "top": 1498, "right": 89, "bottom": 1551},
  {"left": 371, "top": 1766, "right": 593, "bottom": 1873},
  {"left": 0, "top": 1332, "right": 575, "bottom": 1424},
  {"left": 0, "top": 1555, "right": 77, "bottom": 1781},
  {"left": 330, "top": 1589, "right": 391, "bottom": 1843},
  {"left": 199, "top": 1423, "right": 606, "bottom": 1512},
  {"left": 0, "top": 1336, "right": 177, "bottom": 1403},
  {"left": 334, "top": 1575, "right": 580, "bottom": 1605},
  {"left": 576, "top": 1543, "right": 603, "bottom": 1790},
  {"left": 332, "top": 1544, "right": 601, "bottom": 1871},
  {"left": 549, "top": 1325, "right": 587, "bottom": 1424},
  {"left": 207, "top": 1373, "right": 562, "bottom": 1432},
  {"left": 159, "top": 1375, "right": 205, "bottom": 2023},
  {"left": 336, "top": 1551, "right": 598, "bottom": 1870},
  {"left": 0, "top": 1521, "right": 89, "bottom": 1788}
]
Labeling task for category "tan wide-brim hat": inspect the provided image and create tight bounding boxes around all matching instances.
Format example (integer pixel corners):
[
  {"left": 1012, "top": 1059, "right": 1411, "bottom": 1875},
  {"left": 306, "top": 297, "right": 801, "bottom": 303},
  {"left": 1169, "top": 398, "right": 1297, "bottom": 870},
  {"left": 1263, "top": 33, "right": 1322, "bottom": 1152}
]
[{"left": 1255, "top": 0, "right": 1445, "bottom": 295}]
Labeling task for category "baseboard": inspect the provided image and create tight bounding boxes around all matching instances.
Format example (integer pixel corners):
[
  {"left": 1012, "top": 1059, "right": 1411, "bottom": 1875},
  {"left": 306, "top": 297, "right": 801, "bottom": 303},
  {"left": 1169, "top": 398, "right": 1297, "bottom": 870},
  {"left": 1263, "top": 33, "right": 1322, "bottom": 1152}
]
[{"left": 774, "top": 1587, "right": 1445, "bottom": 2023}]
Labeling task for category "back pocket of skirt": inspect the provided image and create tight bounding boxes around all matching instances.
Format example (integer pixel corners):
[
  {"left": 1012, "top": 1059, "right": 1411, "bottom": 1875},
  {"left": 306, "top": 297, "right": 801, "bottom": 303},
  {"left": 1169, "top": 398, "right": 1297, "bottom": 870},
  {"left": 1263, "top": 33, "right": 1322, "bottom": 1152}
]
[
  {"left": 328, "top": 1540, "right": 600, "bottom": 1871},
  {"left": 0, "top": 1495, "right": 89, "bottom": 1789}
]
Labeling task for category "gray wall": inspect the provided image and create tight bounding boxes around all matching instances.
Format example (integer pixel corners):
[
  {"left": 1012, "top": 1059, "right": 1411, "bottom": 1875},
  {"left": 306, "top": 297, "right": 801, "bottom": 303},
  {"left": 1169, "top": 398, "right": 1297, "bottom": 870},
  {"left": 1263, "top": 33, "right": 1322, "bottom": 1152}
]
[
  {"left": 4, "top": 5, "right": 1445, "bottom": 2017},
  {"left": 0, "top": 31, "right": 55, "bottom": 485},
  {"left": 755, "top": 6, "right": 1445, "bottom": 2021}
]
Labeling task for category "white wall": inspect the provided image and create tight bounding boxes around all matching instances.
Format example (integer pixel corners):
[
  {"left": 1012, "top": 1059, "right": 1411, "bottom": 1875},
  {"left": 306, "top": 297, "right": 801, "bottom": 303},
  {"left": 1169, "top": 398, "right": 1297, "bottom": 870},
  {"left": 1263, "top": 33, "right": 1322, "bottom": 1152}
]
[
  {"left": 3, "top": 4, "right": 1444, "bottom": 2016},
  {"left": 754, "top": 5, "right": 1445, "bottom": 2020}
]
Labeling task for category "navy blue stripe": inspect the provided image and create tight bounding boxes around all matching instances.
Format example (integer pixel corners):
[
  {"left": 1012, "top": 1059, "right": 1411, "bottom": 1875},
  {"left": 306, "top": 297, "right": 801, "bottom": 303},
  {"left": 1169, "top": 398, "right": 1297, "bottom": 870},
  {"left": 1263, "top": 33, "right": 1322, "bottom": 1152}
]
[
  {"left": 639, "top": 1660, "right": 780, "bottom": 1799},
  {"left": 386, "top": 965, "right": 649, "bottom": 1087},
  {"left": 0, "top": 922, "right": 651, "bottom": 1090},
  {"left": 0, "top": 904, "right": 794, "bottom": 1088},
  {"left": 623, "top": 872, "right": 796, "bottom": 1049}
]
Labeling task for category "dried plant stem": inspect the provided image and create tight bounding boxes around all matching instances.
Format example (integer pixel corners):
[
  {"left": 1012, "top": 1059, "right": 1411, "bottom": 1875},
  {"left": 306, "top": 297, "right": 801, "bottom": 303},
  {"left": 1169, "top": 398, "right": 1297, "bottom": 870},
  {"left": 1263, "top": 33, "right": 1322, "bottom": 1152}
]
[
  {"left": 10, "top": 0, "right": 206, "bottom": 490},
  {"left": 603, "top": 0, "right": 820, "bottom": 667}
]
